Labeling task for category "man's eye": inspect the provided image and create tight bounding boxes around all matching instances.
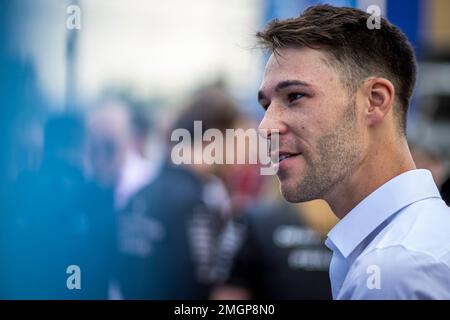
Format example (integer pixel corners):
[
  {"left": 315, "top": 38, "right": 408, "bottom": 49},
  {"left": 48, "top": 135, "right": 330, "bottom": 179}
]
[{"left": 288, "top": 93, "right": 305, "bottom": 103}]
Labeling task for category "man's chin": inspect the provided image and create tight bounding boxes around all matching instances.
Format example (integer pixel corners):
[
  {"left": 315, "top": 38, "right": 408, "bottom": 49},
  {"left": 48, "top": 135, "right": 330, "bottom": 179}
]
[
  {"left": 279, "top": 181, "right": 303, "bottom": 203},
  {"left": 279, "top": 177, "right": 318, "bottom": 203}
]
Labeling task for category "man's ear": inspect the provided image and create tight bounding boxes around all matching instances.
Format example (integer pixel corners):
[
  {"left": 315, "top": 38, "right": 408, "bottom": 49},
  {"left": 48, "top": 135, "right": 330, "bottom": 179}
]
[{"left": 363, "top": 77, "right": 395, "bottom": 127}]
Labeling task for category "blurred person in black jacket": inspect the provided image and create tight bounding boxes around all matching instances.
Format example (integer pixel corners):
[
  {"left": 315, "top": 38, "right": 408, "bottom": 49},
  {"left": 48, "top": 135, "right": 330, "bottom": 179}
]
[
  {"left": 116, "top": 87, "right": 239, "bottom": 299},
  {"left": 4, "top": 114, "right": 115, "bottom": 299}
]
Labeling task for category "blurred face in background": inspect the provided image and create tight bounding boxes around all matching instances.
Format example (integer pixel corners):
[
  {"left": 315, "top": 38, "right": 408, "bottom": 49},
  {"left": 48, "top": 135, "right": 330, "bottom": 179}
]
[
  {"left": 258, "top": 47, "right": 364, "bottom": 203},
  {"left": 87, "top": 102, "right": 131, "bottom": 187}
]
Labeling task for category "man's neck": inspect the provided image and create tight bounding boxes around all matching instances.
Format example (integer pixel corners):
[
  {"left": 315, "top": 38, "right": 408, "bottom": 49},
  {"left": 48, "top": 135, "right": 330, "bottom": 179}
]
[{"left": 324, "top": 139, "right": 416, "bottom": 219}]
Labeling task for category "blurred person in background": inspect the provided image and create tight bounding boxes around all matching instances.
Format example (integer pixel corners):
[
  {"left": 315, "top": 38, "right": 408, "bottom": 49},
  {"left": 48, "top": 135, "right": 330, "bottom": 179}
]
[
  {"left": 211, "top": 175, "right": 334, "bottom": 300},
  {"left": 212, "top": 117, "right": 265, "bottom": 215},
  {"left": 87, "top": 99, "right": 161, "bottom": 299},
  {"left": 87, "top": 100, "right": 160, "bottom": 211},
  {"left": 4, "top": 114, "right": 114, "bottom": 299},
  {"left": 115, "top": 86, "right": 238, "bottom": 299},
  {"left": 409, "top": 143, "right": 447, "bottom": 188},
  {"left": 130, "top": 106, "right": 155, "bottom": 159},
  {"left": 409, "top": 143, "right": 450, "bottom": 206}
]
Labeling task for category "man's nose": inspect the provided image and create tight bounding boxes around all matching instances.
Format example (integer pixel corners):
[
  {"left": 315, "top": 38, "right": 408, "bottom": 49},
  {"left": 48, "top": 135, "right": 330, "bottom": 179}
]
[{"left": 258, "top": 106, "right": 287, "bottom": 139}]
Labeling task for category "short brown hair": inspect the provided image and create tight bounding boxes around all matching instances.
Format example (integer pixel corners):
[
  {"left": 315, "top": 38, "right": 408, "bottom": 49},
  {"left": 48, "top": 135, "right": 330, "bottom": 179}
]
[
  {"left": 256, "top": 4, "right": 417, "bottom": 135},
  {"left": 172, "top": 87, "right": 240, "bottom": 136}
]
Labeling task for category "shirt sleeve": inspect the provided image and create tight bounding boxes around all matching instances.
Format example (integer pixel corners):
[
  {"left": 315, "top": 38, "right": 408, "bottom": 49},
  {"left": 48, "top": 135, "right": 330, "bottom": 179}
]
[{"left": 339, "top": 245, "right": 450, "bottom": 300}]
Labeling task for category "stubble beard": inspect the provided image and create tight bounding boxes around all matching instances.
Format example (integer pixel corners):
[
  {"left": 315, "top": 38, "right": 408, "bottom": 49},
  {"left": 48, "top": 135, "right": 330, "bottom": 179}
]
[{"left": 280, "top": 100, "right": 363, "bottom": 203}]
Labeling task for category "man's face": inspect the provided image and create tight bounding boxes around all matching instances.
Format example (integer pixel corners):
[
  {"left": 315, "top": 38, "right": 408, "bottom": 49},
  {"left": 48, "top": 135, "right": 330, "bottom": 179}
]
[{"left": 258, "top": 47, "right": 364, "bottom": 202}]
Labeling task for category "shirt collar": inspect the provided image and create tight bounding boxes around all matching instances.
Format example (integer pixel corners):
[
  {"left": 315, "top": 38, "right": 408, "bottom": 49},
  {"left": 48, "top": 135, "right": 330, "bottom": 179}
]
[{"left": 325, "top": 169, "right": 441, "bottom": 258}]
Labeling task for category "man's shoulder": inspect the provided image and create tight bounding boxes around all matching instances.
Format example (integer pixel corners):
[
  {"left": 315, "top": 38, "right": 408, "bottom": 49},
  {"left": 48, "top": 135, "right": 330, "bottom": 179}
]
[
  {"left": 370, "top": 197, "right": 450, "bottom": 261},
  {"left": 355, "top": 244, "right": 450, "bottom": 276},
  {"left": 339, "top": 199, "right": 450, "bottom": 299},
  {"left": 341, "top": 244, "right": 450, "bottom": 299}
]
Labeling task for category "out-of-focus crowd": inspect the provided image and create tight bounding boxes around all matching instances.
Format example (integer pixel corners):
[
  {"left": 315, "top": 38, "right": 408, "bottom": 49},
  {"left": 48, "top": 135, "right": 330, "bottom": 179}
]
[{"left": 1, "top": 61, "right": 449, "bottom": 300}]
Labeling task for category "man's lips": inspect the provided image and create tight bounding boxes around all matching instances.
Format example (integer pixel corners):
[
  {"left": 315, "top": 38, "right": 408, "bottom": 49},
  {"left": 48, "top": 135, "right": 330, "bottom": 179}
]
[{"left": 271, "top": 151, "right": 302, "bottom": 163}]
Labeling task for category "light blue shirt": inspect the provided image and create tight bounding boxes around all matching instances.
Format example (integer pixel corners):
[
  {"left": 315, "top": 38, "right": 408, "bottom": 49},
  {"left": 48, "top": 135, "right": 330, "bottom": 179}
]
[{"left": 325, "top": 169, "right": 450, "bottom": 299}]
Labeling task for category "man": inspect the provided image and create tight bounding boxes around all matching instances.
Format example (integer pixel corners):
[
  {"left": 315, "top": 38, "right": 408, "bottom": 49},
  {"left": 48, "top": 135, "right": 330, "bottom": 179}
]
[
  {"left": 116, "top": 88, "right": 235, "bottom": 299},
  {"left": 256, "top": 4, "right": 450, "bottom": 299}
]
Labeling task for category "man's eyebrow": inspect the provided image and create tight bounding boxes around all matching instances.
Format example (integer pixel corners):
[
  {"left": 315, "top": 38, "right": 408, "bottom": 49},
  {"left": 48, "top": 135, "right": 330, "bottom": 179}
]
[
  {"left": 275, "top": 80, "right": 311, "bottom": 91},
  {"left": 258, "top": 79, "right": 311, "bottom": 102}
]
